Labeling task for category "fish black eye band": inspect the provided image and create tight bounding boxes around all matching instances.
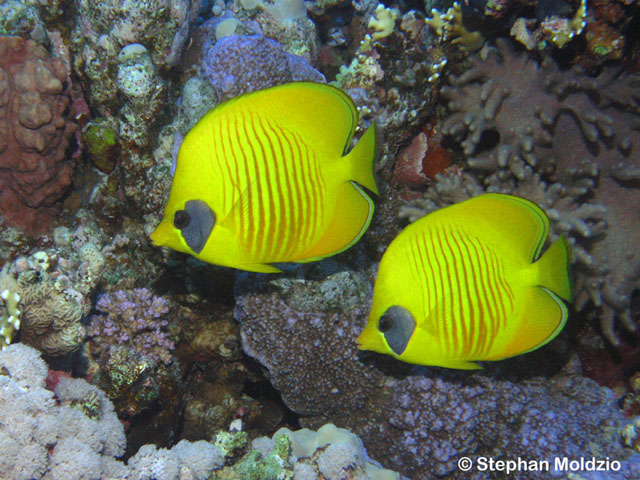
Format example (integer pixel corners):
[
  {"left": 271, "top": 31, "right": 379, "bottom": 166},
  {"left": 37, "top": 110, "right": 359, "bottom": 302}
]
[
  {"left": 176, "top": 200, "right": 216, "bottom": 254},
  {"left": 378, "top": 305, "right": 416, "bottom": 356}
]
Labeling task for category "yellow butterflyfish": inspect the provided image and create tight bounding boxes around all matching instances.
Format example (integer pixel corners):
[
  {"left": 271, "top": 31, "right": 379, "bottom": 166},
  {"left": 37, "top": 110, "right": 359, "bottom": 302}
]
[
  {"left": 151, "top": 82, "right": 378, "bottom": 273},
  {"left": 357, "top": 193, "right": 572, "bottom": 369}
]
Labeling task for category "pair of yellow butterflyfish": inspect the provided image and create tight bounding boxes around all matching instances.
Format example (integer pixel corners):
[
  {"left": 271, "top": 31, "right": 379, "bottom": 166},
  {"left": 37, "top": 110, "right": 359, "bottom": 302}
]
[{"left": 151, "top": 82, "right": 572, "bottom": 370}]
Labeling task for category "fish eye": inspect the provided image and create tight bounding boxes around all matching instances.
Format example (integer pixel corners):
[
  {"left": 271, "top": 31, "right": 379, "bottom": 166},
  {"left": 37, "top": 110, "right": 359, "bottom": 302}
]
[
  {"left": 173, "top": 210, "right": 191, "bottom": 229},
  {"left": 378, "top": 314, "right": 393, "bottom": 333}
]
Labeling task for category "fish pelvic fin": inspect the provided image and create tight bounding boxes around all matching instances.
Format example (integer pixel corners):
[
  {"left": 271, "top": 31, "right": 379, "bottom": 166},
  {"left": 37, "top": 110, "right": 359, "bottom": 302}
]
[
  {"left": 239, "top": 263, "right": 283, "bottom": 273},
  {"left": 439, "top": 360, "right": 483, "bottom": 370},
  {"left": 345, "top": 122, "right": 379, "bottom": 195},
  {"left": 534, "top": 235, "right": 573, "bottom": 302}
]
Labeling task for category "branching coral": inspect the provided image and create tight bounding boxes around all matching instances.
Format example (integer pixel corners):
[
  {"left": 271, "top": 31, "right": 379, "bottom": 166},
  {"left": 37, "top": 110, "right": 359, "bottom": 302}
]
[
  {"left": 436, "top": 38, "right": 640, "bottom": 346},
  {"left": 0, "top": 268, "right": 21, "bottom": 349},
  {"left": 425, "top": 2, "right": 485, "bottom": 52},
  {"left": 88, "top": 288, "right": 175, "bottom": 365}
]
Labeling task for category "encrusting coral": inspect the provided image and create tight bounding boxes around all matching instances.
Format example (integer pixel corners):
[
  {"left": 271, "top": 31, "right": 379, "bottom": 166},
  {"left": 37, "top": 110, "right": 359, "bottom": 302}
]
[
  {"left": 234, "top": 261, "right": 640, "bottom": 479},
  {"left": 202, "top": 34, "right": 324, "bottom": 101},
  {"left": 0, "top": 35, "right": 76, "bottom": 233},
  {"left": 434, "top": 38, "right": 640, "bottom": 346}
]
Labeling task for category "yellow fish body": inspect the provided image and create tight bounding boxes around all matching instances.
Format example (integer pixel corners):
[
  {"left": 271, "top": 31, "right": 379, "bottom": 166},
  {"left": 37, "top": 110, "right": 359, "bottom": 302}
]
[
  {"left": 357, "top": 194, "right": 572, "bottom": 369},
  {"left": 151, "top": 82, "right": 378, "bottom": 272}
]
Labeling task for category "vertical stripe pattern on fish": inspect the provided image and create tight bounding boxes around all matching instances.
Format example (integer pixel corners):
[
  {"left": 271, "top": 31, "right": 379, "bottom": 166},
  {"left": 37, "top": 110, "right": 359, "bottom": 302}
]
[
  {"left": 358, "top": 193, "right": 572, "bottom": 370},
  {"left": 150, "top": 82, "right": 379, "bottom": 273}
]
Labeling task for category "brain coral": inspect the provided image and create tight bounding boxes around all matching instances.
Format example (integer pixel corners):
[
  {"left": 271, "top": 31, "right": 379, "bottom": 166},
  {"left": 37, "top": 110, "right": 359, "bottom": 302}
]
[
  {"left": 0, "top": 36, "right": 76, "bottom": 233},
  {"left": 234, "top": 264, "right": 640, "bottom": 479}
]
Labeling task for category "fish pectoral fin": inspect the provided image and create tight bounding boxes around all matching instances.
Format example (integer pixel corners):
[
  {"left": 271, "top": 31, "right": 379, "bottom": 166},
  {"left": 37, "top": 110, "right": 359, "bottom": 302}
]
[
  {"left": 240, "top": 263, "right": 283, "bottom": 273},
  {"left": 501, "top": 286, "right": 568, "bottom": 357},
  {"left": 222, "top": 185, "right": 253, "bottom": 234},
  {"left": 299, "top": 181, "right": 374, "bottom": 262},
  {"left": 419, "top": 299, "right": 451, "bottom": 339}
]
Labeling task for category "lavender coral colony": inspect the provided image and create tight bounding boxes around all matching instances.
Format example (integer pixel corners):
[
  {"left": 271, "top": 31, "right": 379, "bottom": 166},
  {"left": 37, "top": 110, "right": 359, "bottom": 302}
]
[
  {"left": 88, "top": 288, "right": 175, "bottom": 366},
  {"left": 1, "top": 0, "right": 640, "bottom": 479}
]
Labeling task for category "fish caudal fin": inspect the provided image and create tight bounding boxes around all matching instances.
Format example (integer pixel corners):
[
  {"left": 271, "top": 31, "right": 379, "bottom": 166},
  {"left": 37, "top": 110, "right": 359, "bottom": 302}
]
[
  {"left": 501, "top": 286, "right": 568, "bottom": 357},
  {"left": 345, "top": 123, "right": 379, "bottom": 195},
  {"left": 534, "top": 235, "right": 573, "bottom": 302},
  {"left": 300, "top": 182, "right": 374, "bottom": 262}
]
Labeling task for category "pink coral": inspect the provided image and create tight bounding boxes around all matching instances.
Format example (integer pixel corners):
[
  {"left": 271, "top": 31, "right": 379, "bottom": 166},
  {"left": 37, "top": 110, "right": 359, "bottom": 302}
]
[{"left": 0, "top": 36, "right": 76, "bottom": 233}]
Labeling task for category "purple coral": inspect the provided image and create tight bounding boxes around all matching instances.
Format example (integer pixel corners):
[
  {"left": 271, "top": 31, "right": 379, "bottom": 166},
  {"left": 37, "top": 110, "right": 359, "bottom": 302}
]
[
  {"left": 234, "top": 268, "right": 640, "bottom": 479},
  {"left": 88, "top": 288, "right": 175, "bottom": 365},
  {"left": 202, "top": 34, "right": 324, "bottom": 100}
]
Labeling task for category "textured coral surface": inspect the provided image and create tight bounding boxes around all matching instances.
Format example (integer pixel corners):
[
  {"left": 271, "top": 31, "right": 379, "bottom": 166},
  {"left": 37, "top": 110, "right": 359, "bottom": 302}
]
[
  {"left": 235, "top": 265, "right": 640, "bottom": 479},
  {"left": 0, "top": 36, "right": 75, "bottom": 233}
]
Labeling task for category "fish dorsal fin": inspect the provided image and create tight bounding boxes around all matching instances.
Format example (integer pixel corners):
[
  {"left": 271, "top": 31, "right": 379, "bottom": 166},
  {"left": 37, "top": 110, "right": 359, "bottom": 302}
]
[
  {"left": 215, "top": 82, "right": 359, "bottom": 158},
  {"left": 440, "top": 194, "right": 550, "bottom": 262}
]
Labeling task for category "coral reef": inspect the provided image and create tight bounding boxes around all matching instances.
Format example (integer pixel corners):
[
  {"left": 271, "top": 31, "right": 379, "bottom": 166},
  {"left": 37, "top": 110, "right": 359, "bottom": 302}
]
[
  {"left": 425, "top": 1, "right": 485, "bottom": 52},
  {"left": 202, "top": 34, "right": 324, "bottom": 101},
  {"left": 1, "top": 343, "right": 401, "bottom": 480},
  {"left": 436, "top": 38, "right": 640, "bottom": 346},
  {"left": 234, "top": 264, "right": 640, "bottom": 479},
  {"left": 127, "top": 439, "right": 224, "bottom": 480},
  {"left": 88, "top": 288, "right": 175, "bottom": 365},
  {"left": 0, "top": 343, "right": 126, "bottom": 480},
  {"left": 16, "top": 271, "right": 85, "bottom": 356},
  {"left": 231, "top": 0, "right": 320, "bottom": 61},
  {"left": 0, "top": 268, "right": 21, "bottom": 349},
  {"left": 0, "top": 259, "right": 86, "bottom": 356},
  {"left": 70, "top": 0, "right": 198, "bottom": 117},
  {"left": 328, "top": 3, "right": 442, "bottom": 175},
  {"left": 116, "top": 43, "right": 168, "bottom": 204},
  {"left": 212, "top": 422, "right": 402, "bottom": 479},
  {"left": 86, "top": 288, "right": 181, "bottom": 428},
  {"left": 0, "top": 1, "right": 49, "bottom": 46},
  {"left": 267, "top": 423, "right": 401, "bottom": 480},
  {"left": 0, "top": 36, "right": 76, "bottom": 233}
]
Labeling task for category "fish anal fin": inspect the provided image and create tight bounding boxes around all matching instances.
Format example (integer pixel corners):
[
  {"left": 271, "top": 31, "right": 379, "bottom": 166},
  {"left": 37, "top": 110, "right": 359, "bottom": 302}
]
[
  {"left": 497, "top": 286, "right": 568, "bottom": 359},
  {"left": 300, "top": 181, "right": 373, "bottom": 262},
  {"left": 240, "top": 263, "right": 283, "bottom": 273}
]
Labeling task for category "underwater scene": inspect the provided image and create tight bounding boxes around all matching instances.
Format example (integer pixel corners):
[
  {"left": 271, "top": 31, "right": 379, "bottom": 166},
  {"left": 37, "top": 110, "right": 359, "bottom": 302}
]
[{"left": 1, "top": 0, "right": 640, "bottom": 479}]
